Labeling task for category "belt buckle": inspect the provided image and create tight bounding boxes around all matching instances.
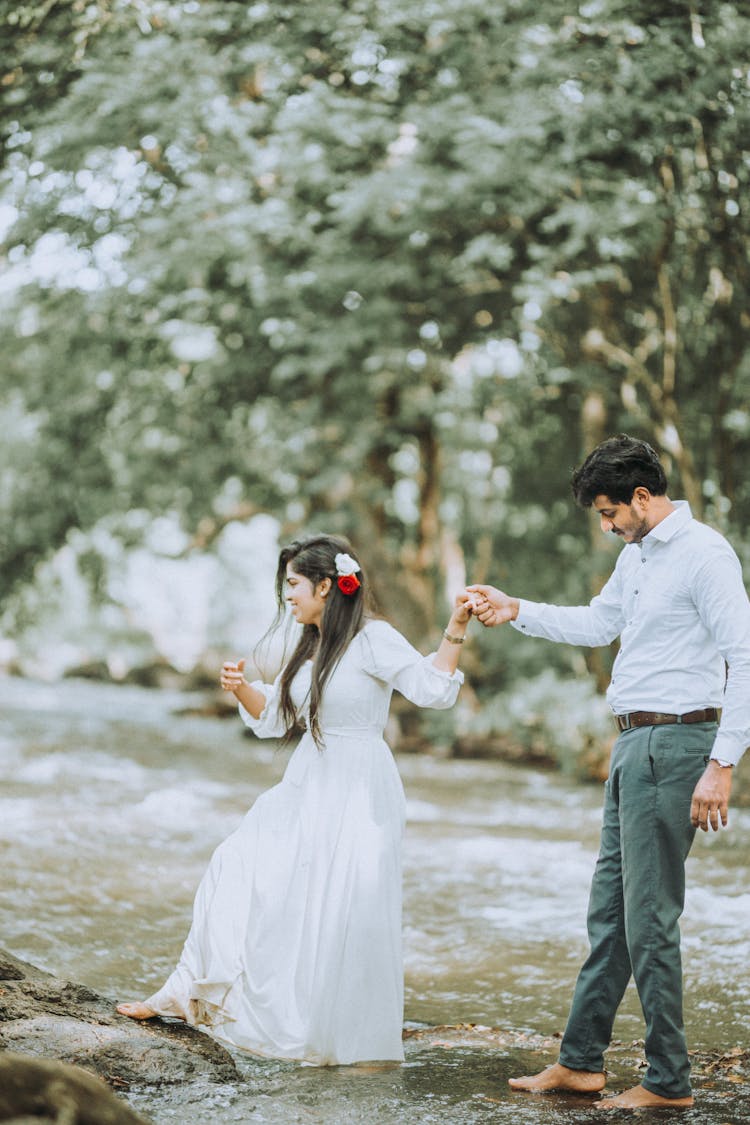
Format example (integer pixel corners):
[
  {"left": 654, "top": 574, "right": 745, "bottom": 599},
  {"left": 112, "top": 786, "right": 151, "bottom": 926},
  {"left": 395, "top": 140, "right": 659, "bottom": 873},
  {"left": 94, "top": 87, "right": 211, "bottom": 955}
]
[{"left": 618, "top": 713, "right": 632, "bottom": 732}]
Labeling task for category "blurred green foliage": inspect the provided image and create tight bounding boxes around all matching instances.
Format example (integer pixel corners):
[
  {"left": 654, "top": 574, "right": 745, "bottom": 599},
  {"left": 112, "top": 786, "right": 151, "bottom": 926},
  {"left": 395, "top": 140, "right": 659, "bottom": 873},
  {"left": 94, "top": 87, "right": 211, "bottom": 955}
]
[{"left": 1, "top": 0, "right": 749, "bottom": 697}]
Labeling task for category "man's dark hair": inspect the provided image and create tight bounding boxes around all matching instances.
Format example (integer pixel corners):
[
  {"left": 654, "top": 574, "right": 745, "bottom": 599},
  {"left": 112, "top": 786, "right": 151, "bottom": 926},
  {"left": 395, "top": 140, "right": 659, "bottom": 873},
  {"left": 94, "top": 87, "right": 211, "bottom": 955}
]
[{"left": 571, "top": 434, "right": 668, "bottom": 508}]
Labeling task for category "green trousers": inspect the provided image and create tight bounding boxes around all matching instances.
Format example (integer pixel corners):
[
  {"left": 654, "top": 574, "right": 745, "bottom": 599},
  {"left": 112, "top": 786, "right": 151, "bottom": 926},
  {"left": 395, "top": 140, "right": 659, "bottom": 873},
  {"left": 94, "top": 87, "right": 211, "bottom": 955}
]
[{"left": 558, "top": 720, "right": 716, "bottom": 1098}]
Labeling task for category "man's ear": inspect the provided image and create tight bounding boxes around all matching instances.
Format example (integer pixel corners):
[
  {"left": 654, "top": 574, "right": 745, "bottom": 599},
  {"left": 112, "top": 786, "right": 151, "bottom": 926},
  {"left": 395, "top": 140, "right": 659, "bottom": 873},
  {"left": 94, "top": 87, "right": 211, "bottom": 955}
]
[
  {"left": 318, "top": 576, "right": 333, "bottom": 598},
  {"left": 632, "top": 486, "right": 652, "bottom": 509}
]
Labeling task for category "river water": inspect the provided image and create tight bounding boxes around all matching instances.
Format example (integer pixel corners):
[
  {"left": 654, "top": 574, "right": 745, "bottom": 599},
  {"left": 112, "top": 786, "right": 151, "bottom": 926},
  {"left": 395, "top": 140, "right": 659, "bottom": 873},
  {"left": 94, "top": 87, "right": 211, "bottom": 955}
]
[{"left": 2, "top": 674, "right": 749, "bottom": 1123}]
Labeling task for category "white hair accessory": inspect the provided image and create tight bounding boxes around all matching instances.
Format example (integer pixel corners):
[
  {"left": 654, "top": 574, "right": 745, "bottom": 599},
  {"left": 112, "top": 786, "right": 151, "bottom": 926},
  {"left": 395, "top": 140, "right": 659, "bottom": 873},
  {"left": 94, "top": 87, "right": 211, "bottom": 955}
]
[{"left": 334, "top": 552, "right": 361, "bottom": 576}]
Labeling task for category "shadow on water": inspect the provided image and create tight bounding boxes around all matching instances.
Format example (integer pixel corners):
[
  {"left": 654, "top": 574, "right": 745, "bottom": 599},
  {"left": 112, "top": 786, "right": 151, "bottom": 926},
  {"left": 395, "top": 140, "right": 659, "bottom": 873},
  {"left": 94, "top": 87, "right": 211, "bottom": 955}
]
[{"left": 2, "top": 676, "right": 750, "bottom": 1123}]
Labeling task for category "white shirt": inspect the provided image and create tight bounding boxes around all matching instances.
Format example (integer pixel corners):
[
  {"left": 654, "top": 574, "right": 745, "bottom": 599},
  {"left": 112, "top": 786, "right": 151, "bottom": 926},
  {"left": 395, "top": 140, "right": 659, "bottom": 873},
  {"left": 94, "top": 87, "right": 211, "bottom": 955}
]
[{"left": 512, "top": 502, "right": 750, "bottom": 766}]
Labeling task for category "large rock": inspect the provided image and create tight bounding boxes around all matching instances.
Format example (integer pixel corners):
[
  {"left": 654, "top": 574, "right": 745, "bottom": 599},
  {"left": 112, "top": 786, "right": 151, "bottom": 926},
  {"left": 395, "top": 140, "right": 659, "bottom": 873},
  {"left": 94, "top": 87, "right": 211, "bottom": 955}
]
[
  {"left": 0, "top": 948, "right": 238, "bottom": 1093},
  {"left": 0, "top": 1052, "right": 151, "bottom": 1124}
]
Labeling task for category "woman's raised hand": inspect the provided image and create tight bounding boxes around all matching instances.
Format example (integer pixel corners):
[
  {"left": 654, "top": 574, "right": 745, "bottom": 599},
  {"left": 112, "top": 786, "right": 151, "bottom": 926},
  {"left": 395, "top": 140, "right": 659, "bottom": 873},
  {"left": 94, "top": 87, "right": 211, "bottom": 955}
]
[
  {"left": 220, "top": 658, "right": 246, "bottom": 693},
  {"left": 453, "top": 591, "right": 481, "bottom": 624}
]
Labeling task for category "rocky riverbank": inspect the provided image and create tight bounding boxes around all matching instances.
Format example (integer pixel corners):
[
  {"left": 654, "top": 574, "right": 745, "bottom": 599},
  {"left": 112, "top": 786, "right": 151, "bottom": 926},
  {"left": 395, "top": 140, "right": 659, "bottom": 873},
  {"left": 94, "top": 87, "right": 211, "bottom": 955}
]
[
  {"left": 0, "top": 948, "right": 237, "bottom": 1124},
  {"left": 3, "top": 945, "right": 750, "bottom": 1124}
]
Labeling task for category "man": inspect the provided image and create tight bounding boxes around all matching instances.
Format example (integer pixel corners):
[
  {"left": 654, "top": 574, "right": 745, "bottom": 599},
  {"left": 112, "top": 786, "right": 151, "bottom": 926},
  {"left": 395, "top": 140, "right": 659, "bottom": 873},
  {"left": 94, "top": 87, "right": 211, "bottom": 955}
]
[{"left": 466, "top": 434, "right": 750, "bottom": 1110}]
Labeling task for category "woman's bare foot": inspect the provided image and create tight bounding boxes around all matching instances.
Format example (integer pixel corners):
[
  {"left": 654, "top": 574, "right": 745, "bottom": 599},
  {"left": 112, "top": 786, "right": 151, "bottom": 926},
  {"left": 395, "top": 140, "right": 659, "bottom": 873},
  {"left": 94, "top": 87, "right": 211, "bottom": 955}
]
[
  {"left": 116, "top": 1001, "right": 157, "bottom": 1020},
  {"left": 596, "top": 1084, "right": 694, "bottom": 1110},
  {"left": 508, "top": 1063, "right": 606, "bottom": 1093}
]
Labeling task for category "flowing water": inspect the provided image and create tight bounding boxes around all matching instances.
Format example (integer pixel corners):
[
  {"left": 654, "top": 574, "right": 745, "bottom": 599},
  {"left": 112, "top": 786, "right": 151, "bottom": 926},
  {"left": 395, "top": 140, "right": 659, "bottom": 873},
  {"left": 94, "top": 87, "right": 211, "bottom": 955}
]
[{"left": 2, "top": 674, "right": 749, "bottom": 1123}]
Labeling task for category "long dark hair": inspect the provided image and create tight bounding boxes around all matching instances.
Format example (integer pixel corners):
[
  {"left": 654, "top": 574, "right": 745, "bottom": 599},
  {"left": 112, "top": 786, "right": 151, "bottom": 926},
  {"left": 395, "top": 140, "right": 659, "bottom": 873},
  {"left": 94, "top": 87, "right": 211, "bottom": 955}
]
[{"left": 265, "top": 534, "right": 372, "bottom": 748}]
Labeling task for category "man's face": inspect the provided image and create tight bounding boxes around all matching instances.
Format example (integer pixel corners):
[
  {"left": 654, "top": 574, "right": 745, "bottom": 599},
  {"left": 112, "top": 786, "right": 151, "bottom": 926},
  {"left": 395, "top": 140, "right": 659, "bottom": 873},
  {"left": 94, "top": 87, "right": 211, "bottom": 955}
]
[{"left": 593, "top": 494, "right": 651, "bottom": 544}]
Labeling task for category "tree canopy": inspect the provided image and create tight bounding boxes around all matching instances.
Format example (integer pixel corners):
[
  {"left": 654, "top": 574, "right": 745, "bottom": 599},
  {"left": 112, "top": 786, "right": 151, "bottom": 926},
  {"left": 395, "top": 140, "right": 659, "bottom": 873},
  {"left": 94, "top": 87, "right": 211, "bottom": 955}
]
[{"left": 2, "top": 0, "right": 749, "bottom": 684}]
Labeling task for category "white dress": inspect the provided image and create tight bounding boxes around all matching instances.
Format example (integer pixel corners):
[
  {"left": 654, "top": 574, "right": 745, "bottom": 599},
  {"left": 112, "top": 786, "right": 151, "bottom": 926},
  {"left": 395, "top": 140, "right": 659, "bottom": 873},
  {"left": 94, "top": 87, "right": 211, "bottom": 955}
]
[{"left": 143, "top": 619, "right": 463, "bottom": 1065}]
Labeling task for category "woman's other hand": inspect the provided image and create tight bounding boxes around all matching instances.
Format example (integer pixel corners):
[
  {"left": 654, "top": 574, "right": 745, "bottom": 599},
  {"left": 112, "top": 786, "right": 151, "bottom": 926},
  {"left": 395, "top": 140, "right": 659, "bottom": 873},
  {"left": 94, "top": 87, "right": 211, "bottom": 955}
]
[{"left": 220, "top": 659, "right": 246, "bottom": 693}]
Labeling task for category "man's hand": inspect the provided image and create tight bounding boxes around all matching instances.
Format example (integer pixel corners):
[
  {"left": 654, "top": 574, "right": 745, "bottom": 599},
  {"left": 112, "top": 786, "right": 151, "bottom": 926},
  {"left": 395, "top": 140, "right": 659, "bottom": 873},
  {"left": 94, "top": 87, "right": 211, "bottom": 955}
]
[
  {"left": 464, "top": 584, "right": 520, "bottom": 627},
  {"left": 690, "top": 760, "right": 733, "bottom": 832}
]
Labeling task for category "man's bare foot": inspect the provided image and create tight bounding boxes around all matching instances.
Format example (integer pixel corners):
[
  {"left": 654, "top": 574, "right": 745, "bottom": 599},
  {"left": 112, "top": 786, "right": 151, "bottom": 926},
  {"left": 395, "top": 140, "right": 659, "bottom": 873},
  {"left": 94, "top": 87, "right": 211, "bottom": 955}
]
[
  {"left": 508, "top": 1063, "right": 606, "bottom": 1094},
  {"left": 116, "top": 1001, "right": 157, "bottom": 1020},
  {"left": 596, "top": 1084, "right": 694, "bottom": 1110}
]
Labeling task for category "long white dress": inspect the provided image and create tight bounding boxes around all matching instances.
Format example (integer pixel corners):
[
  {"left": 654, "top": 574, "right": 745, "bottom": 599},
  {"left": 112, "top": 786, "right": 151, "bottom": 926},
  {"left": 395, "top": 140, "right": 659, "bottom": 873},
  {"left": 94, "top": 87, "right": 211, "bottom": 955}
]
[{"left": 143, "top": 619, "right": 463, "bottom": 1065}]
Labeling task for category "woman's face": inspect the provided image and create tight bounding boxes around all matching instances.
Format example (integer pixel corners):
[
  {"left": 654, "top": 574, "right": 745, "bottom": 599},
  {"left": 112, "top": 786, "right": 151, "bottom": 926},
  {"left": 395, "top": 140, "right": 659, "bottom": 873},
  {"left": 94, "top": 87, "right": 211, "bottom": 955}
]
[{"left": 285, "top": 564, "right": 328, "bottom": 627}]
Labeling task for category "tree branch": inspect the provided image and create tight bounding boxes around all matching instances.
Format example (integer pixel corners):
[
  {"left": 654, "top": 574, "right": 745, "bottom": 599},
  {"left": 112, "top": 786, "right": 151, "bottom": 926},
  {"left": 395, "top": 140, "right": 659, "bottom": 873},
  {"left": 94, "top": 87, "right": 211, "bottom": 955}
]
[{"left": 174, "top": 502, "right": 262, "bottom": 556}]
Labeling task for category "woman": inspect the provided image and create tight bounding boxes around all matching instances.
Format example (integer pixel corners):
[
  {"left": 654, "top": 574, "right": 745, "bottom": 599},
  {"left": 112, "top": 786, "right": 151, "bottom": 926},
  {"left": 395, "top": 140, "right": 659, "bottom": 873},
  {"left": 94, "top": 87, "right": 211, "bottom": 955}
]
[{"left": 117, "top": 534, "right": 474, "bottom": 1065}]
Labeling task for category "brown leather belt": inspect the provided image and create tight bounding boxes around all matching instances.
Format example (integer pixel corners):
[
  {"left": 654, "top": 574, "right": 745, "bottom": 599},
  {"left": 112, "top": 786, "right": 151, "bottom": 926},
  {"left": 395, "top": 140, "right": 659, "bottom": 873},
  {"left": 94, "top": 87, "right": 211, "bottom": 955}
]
[{"left": 615, "top": 708, "right": 720, "bottom": 733}]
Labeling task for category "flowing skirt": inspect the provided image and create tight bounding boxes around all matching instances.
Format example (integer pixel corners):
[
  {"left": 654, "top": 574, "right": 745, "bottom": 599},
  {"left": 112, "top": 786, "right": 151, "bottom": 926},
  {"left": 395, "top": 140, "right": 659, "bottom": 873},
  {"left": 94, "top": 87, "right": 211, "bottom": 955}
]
[{"left": 145, "top": 730, "right": 407, "bottom": 1065}]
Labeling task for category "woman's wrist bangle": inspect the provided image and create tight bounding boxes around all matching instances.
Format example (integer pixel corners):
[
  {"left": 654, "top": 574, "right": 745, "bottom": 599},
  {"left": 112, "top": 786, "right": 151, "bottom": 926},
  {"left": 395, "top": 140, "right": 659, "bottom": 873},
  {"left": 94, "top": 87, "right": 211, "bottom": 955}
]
[{"left": 443, "top": 629, "right": 465, "bottom": 645}]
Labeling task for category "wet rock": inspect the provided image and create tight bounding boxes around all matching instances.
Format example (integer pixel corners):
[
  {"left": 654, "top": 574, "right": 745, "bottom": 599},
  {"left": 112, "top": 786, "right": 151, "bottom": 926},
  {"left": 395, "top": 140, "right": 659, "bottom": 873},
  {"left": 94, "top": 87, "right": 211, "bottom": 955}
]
[
  {"left": 450, "top": 731, "right": 557, "bottom": 767},
  {"left": 0, "top": 948, "right": 238, "bottom": 1091},
  {"left": 0, "top": 1052, "right": 151, "bottom": 1124},
  {"left": 62, "top": 659, "right": 114, "bottom": 683},
  {"left": 120, "top": 660, "right": 187, "bottom": 690},
  {"left": 174, "top": 690, "right": 240, "bottom": 719}
]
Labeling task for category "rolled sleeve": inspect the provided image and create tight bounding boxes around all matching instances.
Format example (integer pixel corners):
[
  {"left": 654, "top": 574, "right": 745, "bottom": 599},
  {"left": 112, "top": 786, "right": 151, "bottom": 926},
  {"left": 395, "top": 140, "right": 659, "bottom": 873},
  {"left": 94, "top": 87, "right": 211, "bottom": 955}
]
[{"left": 238, "top": 678, "right": 288, "bottom": 739}]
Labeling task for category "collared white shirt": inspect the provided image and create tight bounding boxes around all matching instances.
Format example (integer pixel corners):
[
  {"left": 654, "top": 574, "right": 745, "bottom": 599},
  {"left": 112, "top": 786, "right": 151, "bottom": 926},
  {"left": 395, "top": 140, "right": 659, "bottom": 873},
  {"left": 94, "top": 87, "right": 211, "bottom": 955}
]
[{"left": 512, "top": 502, "right": 750, "bottom": 765}]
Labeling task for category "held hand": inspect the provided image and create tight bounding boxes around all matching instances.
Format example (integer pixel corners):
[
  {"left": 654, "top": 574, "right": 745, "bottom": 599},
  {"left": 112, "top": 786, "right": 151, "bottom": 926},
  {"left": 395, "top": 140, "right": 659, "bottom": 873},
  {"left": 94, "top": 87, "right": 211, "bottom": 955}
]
[
  {"left": 453, "top": 591, "right": 480, "bottom": 625},
  {"left": 220, "top": 658, "right": 246, "bottom": 694},
  {"left": 465, "top": 584, "right": 520, "bottom": 627},
  {"left": 690, "top": 761, "right": 733, "bottom": 832}
]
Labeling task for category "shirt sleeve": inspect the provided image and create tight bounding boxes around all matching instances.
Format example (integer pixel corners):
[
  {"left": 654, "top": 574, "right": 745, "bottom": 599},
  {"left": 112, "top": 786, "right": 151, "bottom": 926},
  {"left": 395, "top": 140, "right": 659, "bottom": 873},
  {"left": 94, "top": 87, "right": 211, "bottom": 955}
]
[
  {"left": 511, "top": 556, "right": 626, "bottom": 647},
  {"left": 237, "top": 675, "right": 288, "bottom": 739},
  {"left": 360, "top": 619, "right": 464, "bottom": 709},
  {"left": 693, "top": 547, "right": 750, "bottom": 766}
]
